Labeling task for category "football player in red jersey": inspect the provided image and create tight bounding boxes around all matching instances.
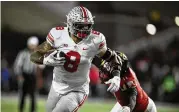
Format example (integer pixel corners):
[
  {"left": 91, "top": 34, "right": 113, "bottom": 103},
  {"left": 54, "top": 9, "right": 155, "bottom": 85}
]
[{"left": 92, "top": 52, "right": 157, "bottom": 112}]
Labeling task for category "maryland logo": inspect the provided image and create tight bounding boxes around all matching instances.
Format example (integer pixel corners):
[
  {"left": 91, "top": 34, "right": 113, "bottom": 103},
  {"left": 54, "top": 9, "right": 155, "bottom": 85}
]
[{"left": 119, "top": 52, "right": 127, "bottom": 60}]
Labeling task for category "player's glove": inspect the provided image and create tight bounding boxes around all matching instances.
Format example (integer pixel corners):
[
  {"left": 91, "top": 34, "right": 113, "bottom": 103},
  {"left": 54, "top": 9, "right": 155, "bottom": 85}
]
[
  {"left": 43, "top": 50, "right": 66, "bottom": 66},
  {"left": 105, "top": 75, "right": 120, "bottom": 93},
  {"left": 120, "top": 106, "right": 130, "bottom": 112}
]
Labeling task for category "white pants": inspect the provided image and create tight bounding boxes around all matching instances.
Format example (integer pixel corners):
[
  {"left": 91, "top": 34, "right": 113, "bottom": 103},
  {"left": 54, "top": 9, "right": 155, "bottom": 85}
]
[
  {"left": 110, "top": 97, "right": 157, "bottom": 112},
  {"left": 46, "top": 86, "right": 87, "bottom": 112},
  {"left": 145, "top": 98, "right": 157, "bottom": 112}
]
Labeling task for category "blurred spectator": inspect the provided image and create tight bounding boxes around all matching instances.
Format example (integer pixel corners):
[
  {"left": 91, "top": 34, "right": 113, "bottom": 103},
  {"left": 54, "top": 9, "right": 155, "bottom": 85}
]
[
  {"left": 150, "top": 48, "right": 170, "bottom": 101},
  {"left": 13, "top": 36, "right": 44, "bottom": 112},
  {"left": 166, "top": 36, "right": 179, "bottom": 67},
  {"left": 162, "top": 71, "right": 176, "bottom": 102},
  {"left": 89, "top": 65, "right": 100, "bottom": 97},
  {"left": 162, "top": 36, "right": 179, "bottom": 103},
  {"left": 171, "top": 66, "right": 179, "bottom": 103},
  {"left": 1, "top": 53, "right": 10, "bottom": 91},
  {"left": 132, "top": 50, "right": 152, "bottom": 86}
]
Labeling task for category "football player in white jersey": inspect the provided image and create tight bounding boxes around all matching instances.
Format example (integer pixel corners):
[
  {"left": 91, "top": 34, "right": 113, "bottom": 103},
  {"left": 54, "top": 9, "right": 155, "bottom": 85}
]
[{"left": 31, "top": 6, "right": 122, "bottom": 112}]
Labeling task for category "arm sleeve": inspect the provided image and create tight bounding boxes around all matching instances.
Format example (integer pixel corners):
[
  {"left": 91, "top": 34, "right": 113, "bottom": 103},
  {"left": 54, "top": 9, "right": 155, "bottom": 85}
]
[
  {"left": 14, "top": 51, "right": 24, "bottom": 75},
  {"left": 46, "top": 27, "right": 61, "bottom": 48},
  {"left": 125, "top": 76, "right": 137, "bottom": 111},
  {"left": 46, "top": 32, "right": 54, "bottom": 47},
  {"left": 127, "top": 87, "right": 137, "bottom": 111}
]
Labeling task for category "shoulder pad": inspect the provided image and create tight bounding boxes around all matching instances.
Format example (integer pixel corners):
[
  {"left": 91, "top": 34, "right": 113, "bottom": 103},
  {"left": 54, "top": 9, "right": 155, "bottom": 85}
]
[
  {"left": 116, "top": 52, "right": 128, "bottom": 61},
  {"left": 46, "top": 26, "right": 66, "bottom": 47},
  {"left": 91, "top": 30, "right": 107, "bottom": 52}
]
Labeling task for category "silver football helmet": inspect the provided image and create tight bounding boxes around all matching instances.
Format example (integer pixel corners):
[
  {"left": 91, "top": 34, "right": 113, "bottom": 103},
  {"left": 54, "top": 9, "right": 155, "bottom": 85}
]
[{"left": 66, "top": 6, "right": 94, "bottom": 39}]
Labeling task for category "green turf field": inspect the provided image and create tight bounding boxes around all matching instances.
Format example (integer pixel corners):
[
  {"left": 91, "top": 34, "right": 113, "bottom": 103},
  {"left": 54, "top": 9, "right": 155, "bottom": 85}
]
[{"left": 1, "top": 98, "right": 179, "bottom": 112}]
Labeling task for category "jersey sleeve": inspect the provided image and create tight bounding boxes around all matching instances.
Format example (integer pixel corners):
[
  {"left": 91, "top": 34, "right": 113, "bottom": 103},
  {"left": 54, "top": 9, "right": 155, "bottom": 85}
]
[
  {"left": 46, "top": 27, "right": 63, "bottom": 47},
  {"left": 92, "top": 32, "right": 107, "bottom": 54},
  {"left": 124, "top": 68, "right": 137, "bottom": 89},
  {"left": 126, "top": 80, "right": 137, "bottom": 88}
]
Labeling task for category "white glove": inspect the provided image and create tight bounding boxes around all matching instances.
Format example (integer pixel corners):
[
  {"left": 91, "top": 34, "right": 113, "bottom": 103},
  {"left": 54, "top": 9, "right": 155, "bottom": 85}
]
[
  {"left": 120, "top": 106, "right": 130, "bottom": 112},
  {"left": 43, "top": 50, "right": 65, "bottom": 66},
  {"left": 105, "top": 76, "right": 120, "bottom": 93}
]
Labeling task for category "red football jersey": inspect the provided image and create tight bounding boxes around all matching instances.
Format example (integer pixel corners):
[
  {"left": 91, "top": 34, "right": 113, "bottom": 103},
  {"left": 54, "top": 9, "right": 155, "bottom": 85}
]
[{"left": 114, "top": 68, "right": 149, "bottom": 112}]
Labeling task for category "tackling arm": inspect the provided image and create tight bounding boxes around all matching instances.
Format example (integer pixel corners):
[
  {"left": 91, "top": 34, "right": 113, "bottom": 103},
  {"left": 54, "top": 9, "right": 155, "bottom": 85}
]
[
  {"left": 92, "top": 32, "right": 122, "bottom": 75},
  {"left": 94, "top": 49, "right": 129, "bottom": 78},
  {"left": 94, "top": 49, "right": 123, "bottom": 93},
  {"left": 127, "top": 87, "right": 137, "bottom": 111},
  {"left": 30, "top": 41, "right": 54, "bottom": 64},
  {"left": 98, "top": 48, "right": 122, "bottom": 76}
]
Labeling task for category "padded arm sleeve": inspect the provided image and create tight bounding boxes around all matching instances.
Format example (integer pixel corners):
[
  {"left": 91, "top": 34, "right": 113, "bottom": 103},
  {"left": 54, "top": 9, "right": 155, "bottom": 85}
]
[{"left": 128, "top": 88, "right": 137, "bottom": 111}]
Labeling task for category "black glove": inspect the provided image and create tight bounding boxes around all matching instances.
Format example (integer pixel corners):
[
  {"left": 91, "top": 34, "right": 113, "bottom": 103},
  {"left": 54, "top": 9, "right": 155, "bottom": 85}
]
[
  {"left": 98, "top": 51, "right": 129, "bottom": 83},
  {"left": 100, "top": 51, "right": 122, "bottom": 75}
]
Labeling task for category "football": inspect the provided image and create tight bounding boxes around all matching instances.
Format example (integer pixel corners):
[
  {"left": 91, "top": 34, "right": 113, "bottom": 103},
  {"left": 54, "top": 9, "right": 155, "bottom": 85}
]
[
  {"left": 44, "top": 49, "right": 66, "bottom": 58},
  {"left": 44, "top": 49, "right": 56, "bottom": 57}
]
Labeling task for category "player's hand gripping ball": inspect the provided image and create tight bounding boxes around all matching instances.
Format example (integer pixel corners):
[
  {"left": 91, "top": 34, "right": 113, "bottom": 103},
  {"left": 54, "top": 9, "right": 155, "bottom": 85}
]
[{"left": 43, "top": 50, "right": 66, "bottom": 66}]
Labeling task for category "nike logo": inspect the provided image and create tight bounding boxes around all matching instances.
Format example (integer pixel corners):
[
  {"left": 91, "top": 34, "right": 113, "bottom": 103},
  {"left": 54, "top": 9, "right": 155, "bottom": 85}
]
[{"left": 83, "top": 48, "right": 88, "bottom": 50}]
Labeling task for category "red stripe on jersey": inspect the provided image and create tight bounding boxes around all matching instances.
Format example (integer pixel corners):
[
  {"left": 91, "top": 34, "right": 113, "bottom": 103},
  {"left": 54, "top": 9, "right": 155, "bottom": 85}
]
[
  {"left": 80, "top": 6, "right": 87, "bottom": 22},
  {"left": 47, "top": 37, "right": 52, "bottom": 44},
  {"left": 47, "top": 33, "right": 54, "bottom": 42},
  {"left": 99, "top": 41, "right": 105, "bottom": 49}
]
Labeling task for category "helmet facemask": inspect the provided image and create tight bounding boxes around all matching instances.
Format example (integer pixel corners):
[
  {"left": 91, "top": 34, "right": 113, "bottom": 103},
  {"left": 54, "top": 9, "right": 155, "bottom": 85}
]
[{"left": 72, "top": 22, "right": 93, "bottom": 39}]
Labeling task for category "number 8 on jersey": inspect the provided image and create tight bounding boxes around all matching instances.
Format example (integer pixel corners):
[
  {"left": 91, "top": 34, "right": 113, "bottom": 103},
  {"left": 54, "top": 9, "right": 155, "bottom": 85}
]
[{"left": 63, "top": 51, "right": 81, "bottom": 72}]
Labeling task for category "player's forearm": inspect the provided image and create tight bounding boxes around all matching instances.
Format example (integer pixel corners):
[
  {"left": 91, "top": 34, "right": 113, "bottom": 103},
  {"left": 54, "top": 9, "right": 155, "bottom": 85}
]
[
  {"left": 30, "top": 41, "right": 53, "bottom": 64},
  {"left": 30, "top": 51, "right": 44, "bottom": 64},
  {"left": 128, "top": 88, "right": 137, "bottom": 111},
  {"left": 92, "top": 55, "right": 121, "bottom": 78},
  {"left": 112, "top": 70, "right": 121, "bottom": 77}
]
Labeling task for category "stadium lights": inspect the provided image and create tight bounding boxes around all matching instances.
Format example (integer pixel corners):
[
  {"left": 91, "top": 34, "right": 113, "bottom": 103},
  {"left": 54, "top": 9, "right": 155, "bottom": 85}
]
[
  {"left": 146, "top": 24, "right": 157, "bottom": 35},
  {"left": 175, "top": 16, "right": 179, "bottom": 26}
]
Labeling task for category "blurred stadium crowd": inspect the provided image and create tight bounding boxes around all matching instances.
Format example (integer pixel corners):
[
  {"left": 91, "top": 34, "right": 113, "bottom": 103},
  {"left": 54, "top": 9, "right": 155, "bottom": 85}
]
[{"left": 1, "top": 1, "right": 179, "bottom": 105}]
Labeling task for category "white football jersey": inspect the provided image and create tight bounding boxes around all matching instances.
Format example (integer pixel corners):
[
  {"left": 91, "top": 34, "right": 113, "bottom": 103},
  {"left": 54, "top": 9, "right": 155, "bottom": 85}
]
[{"left": 46, "top": 26, "right": 107, "bottom": 94}]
